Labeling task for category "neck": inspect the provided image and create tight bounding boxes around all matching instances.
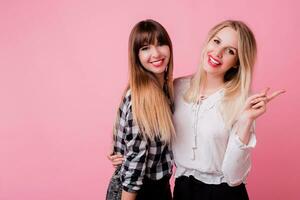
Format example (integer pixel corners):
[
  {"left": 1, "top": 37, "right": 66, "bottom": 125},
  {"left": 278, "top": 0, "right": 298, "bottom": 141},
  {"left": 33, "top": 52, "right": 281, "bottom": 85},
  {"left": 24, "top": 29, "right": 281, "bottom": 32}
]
[{"left": 201, "top": 74, "right": 224, "bottom": 95}]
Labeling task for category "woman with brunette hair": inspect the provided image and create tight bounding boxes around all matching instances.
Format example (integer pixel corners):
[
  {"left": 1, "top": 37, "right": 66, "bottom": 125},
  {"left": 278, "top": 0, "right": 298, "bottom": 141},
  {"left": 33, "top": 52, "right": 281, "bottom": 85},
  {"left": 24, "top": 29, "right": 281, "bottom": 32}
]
[{"left": 106, "top": 19, "right": 175, "bottom": 200}]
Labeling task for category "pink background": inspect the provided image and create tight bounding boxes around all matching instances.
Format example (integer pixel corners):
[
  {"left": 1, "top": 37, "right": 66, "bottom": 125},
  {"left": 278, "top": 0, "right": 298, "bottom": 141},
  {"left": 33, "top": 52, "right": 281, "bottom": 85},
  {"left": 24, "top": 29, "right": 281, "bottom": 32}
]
[{"left": 0, "top": 0, "right": 299, "bottom": 199}]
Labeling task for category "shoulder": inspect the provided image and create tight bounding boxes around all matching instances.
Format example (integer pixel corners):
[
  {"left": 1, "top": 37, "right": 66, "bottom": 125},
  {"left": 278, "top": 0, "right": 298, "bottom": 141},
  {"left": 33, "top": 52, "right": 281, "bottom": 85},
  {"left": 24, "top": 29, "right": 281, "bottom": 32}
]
[
  {"left": 124, "top": 89, "right": 132, "bottom": 103},
  {"left": 174, "top": 75, "right": 192, "bottom": 85},
  {"left": 174, "top": 75, "right": 192, "bottom": 94},
  {"left": 120, "top": 89, "right": 132, "bottom": 114}
]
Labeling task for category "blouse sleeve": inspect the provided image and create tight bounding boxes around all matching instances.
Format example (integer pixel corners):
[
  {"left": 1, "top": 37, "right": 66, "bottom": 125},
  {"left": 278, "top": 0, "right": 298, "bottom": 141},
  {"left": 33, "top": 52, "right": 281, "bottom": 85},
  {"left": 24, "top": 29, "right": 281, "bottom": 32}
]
[
  {"left": 221, "top": 121, "right": 256, "bottom": 186},
  {"left": 119, "top": 92, "right": 149, "bottom": 193}
]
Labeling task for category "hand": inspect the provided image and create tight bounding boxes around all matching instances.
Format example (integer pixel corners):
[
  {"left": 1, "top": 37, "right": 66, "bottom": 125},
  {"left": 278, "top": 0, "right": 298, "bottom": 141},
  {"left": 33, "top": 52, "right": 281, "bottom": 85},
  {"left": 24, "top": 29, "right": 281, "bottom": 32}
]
[
  {"left": 107, "top": 154, "right": 124, "bottom": 168},
  {"left": 121, "top": 190, "right": 137, "bottom": 200},
  {"left": 239, "top": 88, "right": 286, "bottom": 121}
]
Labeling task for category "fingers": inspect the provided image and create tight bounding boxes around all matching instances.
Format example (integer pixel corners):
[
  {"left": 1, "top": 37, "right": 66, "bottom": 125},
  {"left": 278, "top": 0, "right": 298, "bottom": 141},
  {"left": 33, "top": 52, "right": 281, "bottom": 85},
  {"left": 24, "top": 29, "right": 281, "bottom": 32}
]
[
  {"left": 263, "top": 87, "right": 270, "bottom": 95},
  {"left": 250, "top": 88, "right": 285, "bottom": 104},
  {"left": 107, "top": 154, "right": 124, "bottom": 160},
  {"left": 112, "top": 158, "right": 125, "bottom": 166},
  {"left": 250, "top": 88, "right": 269, "bottom": 109},
  {"left": 107, "top": 154, "right": 114, "bottom": 161},
  {"left": 267, "top": 89, "right": 286, "bottom": 102},
  {"left": 245, "top": 87, "right": 284, "bottom": 119},
  {"left": 248, "top": 92, "right": 267, "bottom": 102},
  {"left": 252, "top": 100, "right": 266, "bottom": 109},
  {"left": 250, "top": 97, "right": 267, "bottom": 105},
  {"left": 107, "top": 154, "right": 125, "bottom": 167}
]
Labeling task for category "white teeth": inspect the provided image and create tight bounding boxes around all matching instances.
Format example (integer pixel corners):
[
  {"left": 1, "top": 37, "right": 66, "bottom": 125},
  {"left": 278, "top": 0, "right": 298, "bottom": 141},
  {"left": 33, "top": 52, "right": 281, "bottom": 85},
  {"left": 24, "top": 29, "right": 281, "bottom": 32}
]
[{"left": 210, "top": 56, "right": 220, "bottom": 65}]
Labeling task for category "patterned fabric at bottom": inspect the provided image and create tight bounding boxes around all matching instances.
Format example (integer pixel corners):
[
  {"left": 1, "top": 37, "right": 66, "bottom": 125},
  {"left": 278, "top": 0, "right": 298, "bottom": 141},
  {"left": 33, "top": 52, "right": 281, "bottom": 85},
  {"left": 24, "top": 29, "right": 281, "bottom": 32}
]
[{"left": 106, "top": 166, "right": 122, "bottom": 200}]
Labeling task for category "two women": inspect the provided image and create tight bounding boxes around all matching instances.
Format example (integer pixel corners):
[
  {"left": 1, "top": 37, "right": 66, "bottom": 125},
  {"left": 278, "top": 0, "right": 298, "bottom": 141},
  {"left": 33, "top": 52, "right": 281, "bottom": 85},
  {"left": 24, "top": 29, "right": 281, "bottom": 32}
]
[{"left": 107, "top": 19, "right": 285, "bottom": 200}]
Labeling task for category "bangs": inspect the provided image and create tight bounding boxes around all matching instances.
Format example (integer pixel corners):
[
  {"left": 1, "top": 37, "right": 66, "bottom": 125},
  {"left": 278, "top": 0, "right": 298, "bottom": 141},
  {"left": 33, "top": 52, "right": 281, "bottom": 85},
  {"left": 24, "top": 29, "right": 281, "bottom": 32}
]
[{"left": 133, "top": 26, "right": 170, "bottom": 52}]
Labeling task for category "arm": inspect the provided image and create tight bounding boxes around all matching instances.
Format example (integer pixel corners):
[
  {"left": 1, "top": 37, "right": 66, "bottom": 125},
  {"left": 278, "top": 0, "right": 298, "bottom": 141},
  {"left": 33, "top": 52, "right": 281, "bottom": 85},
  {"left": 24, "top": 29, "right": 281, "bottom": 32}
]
[
  {"left": 120, "top": 124, "right": 148, "bottom": 195},
  {"left": 236, "top": 88, "right": 285, "bottom": 144},
  {"left": 119, "top": 96, "right": 148, "bottom": 199},
  {"left": 221, "top": 120, "right": 256, "bottom": 186},
  {"left": 222, "top": 88, "right": 285, "bottom": 186},
  {"left": 121, "top": 190, "right": 137, "bottom": 200},
  {"left": 112, "top": 92, "right": 149, "bottom": 200}
]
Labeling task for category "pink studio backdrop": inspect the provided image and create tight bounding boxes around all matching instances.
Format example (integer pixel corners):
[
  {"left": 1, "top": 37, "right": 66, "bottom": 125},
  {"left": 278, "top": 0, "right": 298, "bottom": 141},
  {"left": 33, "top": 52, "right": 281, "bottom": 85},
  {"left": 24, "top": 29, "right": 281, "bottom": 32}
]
[{"left": 0, "top": 0, "right": 299, "bottom": 199}]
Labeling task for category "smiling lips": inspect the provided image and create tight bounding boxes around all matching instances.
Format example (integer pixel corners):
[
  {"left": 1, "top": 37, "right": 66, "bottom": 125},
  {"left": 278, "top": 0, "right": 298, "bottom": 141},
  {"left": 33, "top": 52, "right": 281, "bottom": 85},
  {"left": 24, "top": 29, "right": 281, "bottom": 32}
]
[
  {"left": 208, "top": 55, "right": 222, "bottom": 68},
  {"left": 150, "top": 58, "right": 165, "bottom": 67}
]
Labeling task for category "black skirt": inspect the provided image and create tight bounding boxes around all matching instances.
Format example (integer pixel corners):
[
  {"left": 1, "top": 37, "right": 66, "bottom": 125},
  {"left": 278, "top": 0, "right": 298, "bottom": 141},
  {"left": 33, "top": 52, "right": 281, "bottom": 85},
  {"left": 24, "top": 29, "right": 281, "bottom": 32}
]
[
  {"left": 173, "top": 176, "right": 249, "bottom": 200},
  {"left": 136, "top": 174, "right": 172, "bottom": 200}
]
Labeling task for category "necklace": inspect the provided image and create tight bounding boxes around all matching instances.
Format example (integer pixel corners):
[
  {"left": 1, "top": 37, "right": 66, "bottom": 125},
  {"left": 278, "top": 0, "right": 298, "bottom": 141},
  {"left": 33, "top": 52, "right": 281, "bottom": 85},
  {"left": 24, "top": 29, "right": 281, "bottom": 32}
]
[
  {"left": 197, "top": 85, "right": 224, "bottom": 104},
  {"left": 196, "top": 95, "right": 207, "bottom": 105}
]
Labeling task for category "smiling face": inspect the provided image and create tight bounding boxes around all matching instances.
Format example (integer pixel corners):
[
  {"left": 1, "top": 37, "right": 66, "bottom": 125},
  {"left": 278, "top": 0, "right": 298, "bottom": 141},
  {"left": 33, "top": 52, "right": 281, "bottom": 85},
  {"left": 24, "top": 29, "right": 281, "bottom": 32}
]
[
  {"left": 138, "top": 43, "right": 170, "bottom": 75},
  {"left": 128, "top": 19, "right": 174, "bottom": 90},
  {"left": 203, "top": 27, "right": 239, "bottom": 79}
]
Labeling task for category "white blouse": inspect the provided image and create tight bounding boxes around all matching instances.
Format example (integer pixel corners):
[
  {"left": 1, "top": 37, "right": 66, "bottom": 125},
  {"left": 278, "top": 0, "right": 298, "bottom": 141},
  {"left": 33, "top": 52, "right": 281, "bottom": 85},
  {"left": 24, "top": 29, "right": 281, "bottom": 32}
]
[{"left": 172, "top": 77, "right": 256, "bottom": 186}]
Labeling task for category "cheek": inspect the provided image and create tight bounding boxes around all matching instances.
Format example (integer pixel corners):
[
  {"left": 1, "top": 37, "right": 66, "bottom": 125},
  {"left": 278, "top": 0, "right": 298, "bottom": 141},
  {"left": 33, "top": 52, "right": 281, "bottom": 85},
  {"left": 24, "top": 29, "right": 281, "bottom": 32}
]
[
  {"left": 164, "top": 49, "right": 171, "bottom": 59},
  {"left": 205, "top": 43, "right": 214, "bottom": 52},
  {"left": 161, "top": 48, "right": 171, "bottom": 58},
  {"left": 138, "top": 53, "right": 148, "bottom": 64},
  {"left": 224, "top": 56, "right": 238, "bottom": 67}
]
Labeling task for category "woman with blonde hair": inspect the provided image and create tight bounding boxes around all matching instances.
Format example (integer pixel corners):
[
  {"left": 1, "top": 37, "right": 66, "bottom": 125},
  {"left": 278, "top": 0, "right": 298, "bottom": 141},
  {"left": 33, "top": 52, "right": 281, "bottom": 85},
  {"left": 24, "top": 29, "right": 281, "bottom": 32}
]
[
  {"left": 106, "top": 19, "right": 175, "bottom": 200},
  {"left": 172, "top": 20, "right": 284, "bottom": 200}
]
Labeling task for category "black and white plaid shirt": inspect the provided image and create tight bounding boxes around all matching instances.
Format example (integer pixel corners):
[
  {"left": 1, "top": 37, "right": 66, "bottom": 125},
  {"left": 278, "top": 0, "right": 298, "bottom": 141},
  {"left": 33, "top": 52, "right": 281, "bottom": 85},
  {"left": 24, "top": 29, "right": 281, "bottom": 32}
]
[{"left": 113, "top": 90, "right": 173, "bottom": 193}]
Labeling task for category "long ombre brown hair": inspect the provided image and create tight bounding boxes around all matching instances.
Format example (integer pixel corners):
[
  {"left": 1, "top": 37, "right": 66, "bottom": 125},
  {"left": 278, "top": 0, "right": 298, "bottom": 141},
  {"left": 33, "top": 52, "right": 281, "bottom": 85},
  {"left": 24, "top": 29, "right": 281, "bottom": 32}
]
[{"left": 116, "top": 19, "right": 175, "bottom": 143}]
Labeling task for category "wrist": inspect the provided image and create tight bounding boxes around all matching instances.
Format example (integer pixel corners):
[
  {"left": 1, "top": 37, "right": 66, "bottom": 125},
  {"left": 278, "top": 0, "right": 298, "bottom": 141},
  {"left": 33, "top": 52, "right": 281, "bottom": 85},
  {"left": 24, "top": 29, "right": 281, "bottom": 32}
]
[
  {"left": 238, "top": 113, "right": 254, "bottom": 124},
  {"left": 236, "top": 117, "right": 254, "bottom": 145}
]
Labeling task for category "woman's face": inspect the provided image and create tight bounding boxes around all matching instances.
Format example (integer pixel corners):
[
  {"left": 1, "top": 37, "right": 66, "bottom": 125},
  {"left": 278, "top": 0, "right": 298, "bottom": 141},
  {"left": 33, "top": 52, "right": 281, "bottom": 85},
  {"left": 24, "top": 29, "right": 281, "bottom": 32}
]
[
  {"left": 138, "top": 42, "right": 170, "bottom": 75},
  {"left": 203, "top": 27, "right": 239, "bottom": 78}
]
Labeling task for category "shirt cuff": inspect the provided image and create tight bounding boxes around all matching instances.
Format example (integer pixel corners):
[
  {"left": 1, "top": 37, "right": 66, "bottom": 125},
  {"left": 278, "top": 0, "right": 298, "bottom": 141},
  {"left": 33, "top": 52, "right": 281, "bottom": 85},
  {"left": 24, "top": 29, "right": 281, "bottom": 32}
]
[{"left": 122, "top": 184, "right": 140, "bottom": 193}]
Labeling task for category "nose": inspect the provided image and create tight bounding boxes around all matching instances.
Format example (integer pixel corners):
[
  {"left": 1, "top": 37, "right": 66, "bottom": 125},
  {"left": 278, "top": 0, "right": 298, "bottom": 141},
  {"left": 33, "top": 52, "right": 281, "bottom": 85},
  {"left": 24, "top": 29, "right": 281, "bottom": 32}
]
[
  {"left": 151, "top": 46, "right": 160, "bottom": 57},
  {"left": 214, "top": 46, "right": 223, "bottom": 58}
]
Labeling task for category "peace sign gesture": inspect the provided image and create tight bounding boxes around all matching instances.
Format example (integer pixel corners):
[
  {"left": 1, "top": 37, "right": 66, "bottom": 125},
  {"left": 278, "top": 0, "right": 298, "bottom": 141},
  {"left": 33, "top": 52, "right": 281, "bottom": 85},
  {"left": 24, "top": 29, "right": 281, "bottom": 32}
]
[{"left": 240, "top": 88, "right": 286, "bottom": 121}]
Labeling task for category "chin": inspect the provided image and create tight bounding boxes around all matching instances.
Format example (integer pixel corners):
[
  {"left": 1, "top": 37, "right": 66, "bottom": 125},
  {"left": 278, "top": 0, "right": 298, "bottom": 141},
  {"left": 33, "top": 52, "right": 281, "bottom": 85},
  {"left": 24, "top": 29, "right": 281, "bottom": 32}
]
[
  {"left": 203, "top": 64, "right": 213, "bottom": 72},
  {"left": 151, "top": 69, "right": 165, "bottom": 74}
]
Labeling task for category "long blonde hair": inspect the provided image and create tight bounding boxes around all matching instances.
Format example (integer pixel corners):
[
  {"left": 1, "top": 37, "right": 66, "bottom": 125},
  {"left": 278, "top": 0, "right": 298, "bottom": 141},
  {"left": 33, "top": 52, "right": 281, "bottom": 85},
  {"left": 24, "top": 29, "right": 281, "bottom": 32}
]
[
  {"left": 185, "top": 20, "right": 257, "bottom": 128},
  {"left": 115, "top": 19, "right": 175, "bottom": 143}
]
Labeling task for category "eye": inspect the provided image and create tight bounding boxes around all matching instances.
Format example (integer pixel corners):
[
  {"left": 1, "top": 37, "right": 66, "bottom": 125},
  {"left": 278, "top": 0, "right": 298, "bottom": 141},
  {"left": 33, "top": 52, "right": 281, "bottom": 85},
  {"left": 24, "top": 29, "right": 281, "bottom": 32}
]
[
  {"left": 226, "top": 48, "right": 235, "bottom": 55},
  {"left": 213, "top": 39, "right": 220, "bottom": 45},
  {"left": 140, "top": 46, "right": 149, "bottom": 51}
]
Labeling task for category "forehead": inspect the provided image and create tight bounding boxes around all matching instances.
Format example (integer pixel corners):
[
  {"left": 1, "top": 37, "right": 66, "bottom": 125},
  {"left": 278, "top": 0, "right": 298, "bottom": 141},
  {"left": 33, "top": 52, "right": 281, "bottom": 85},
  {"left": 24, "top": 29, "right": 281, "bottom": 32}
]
[
  {"left": 136, "top": 31, "right": 165, "bottom": 48},
  {"left": 214, "top": 27, "right": 238, "bottom": 48}
]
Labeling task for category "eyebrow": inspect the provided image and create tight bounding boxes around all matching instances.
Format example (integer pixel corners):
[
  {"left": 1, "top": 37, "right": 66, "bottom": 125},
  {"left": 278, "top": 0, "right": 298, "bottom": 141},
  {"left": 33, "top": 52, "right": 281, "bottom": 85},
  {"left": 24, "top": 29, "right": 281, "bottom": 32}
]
[{"left": 214, "top": 36, "right": 238, "bottom": 51}]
